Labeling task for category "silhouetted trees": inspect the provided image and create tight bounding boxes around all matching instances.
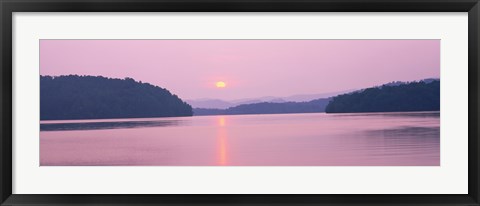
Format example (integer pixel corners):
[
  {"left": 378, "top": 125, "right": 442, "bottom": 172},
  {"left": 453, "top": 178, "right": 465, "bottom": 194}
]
[
  {"left": 325, "top": 80, "right": 440, "bottom": 113},
  {"left": 193, "top": 98, "right": 331, "bottom": 116},
  {"left": 40, "top": 75, "right": 193, "bottom": 120}
]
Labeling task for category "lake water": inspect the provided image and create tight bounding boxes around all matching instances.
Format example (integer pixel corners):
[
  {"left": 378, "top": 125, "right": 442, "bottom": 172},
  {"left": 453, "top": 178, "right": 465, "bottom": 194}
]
[{"left": 40, "top": 112, "right": 440, "bottom": 166}]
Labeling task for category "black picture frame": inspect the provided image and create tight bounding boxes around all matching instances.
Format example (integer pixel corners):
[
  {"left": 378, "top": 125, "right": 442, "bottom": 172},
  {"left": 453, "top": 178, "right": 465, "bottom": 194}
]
[{"left": 1, "top": 0, "right": 479, "bottom": 205}]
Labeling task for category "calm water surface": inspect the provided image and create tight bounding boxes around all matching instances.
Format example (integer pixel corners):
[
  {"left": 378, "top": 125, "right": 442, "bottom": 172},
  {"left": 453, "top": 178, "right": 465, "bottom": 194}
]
[{"left": 40, "top": 112, "right": 440, "bottom": 166}]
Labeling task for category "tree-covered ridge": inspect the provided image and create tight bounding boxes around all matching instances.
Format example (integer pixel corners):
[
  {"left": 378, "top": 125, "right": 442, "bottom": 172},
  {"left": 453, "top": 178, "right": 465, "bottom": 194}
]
[
  {"left": 325, "top": 80, "right": 440, "bottom": 113},
  {"left": 193, "top": 98, "right": 331, "bottom": 116},
  {"left": 40, "top": 75, "right": 193, "bottom": 120}
]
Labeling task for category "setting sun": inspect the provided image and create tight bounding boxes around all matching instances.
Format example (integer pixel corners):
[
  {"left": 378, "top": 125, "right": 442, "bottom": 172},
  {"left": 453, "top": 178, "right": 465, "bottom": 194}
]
[{"left": 215, "top": 81, "right": 226, "bottom": 88}]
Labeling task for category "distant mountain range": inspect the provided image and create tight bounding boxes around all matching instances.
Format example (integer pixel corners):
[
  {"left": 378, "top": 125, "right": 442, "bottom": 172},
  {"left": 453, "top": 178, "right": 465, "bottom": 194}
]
[
  {"left": 186, "top": 89, "right": 353, "bottom": 109},
  {"left": 193, "top": 78, "right": 440, "bottom": 116},
  {"left": 187, "top": 78, "right": 439, "bottom": 110},
  {"left": 194, "top": 98, "right": 331, "bottom": 116},
  {"left": 186, "top": 99, "right": 235, "bottom": 109}
]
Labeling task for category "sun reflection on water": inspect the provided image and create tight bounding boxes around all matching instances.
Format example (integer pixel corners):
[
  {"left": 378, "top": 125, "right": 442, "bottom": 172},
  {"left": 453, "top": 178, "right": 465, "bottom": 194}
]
[
  {"left": 217, "top": 116, "right": 228, "bottom": 165},
  {"left": 218, "top": 116, "right": 226, "bottom": 127}
]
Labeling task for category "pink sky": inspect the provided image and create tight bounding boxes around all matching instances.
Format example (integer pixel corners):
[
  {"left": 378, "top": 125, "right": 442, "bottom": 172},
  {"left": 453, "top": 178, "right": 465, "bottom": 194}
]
[{"left": 40, "top": 40, "right": 440, "bottom": 100}]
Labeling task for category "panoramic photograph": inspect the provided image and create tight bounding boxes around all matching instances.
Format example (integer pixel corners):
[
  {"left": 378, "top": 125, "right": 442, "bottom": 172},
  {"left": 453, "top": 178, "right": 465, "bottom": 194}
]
[{"left": 40, "top": 39, "right": 440, "bottom": 166}]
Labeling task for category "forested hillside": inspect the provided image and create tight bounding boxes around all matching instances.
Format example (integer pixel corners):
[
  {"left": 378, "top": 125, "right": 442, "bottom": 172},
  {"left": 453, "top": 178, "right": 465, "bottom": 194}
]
[
  {"left": 40, "top": 75, "right": 192, "bottom": 120},
  {"left": 325, "top": 80, "right": 440, "bottom": 113}
]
